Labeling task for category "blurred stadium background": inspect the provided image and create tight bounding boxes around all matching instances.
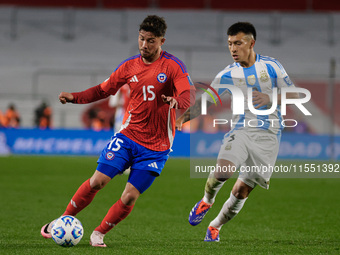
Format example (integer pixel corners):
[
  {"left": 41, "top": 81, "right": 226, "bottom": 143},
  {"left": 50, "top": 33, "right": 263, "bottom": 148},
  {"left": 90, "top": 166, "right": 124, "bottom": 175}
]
[
  {"left": 0, "top": 0, "right": 340, "bottom": 160},
  {"left": 0, "top": 0, "right": 339, "bottom": 160}
]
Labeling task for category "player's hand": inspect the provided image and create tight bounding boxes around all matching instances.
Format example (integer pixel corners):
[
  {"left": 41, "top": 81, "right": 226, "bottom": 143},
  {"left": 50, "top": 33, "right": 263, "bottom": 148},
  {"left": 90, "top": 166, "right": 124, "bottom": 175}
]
[
  {"left": 175, "top": 116, "right": 184, "bottom": 131},
  {"left": 161, "top": 95, "right": 178, "bottom": 109},
  {"left": 59, "top": 92, "right": 74, "bottom": 104},
  {"left": 252, "top": 91, "right": 270, "bottom": 109}
]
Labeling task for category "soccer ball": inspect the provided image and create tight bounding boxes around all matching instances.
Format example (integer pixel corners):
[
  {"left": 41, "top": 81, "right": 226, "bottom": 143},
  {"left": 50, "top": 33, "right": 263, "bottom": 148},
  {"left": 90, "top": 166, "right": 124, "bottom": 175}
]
[{"left": 51, "top": 215, "right": 83, "bottom": 247}]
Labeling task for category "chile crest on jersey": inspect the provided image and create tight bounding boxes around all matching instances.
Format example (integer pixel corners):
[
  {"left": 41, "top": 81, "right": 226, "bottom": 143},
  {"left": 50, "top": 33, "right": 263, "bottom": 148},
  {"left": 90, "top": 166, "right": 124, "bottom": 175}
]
[
  {"left": 105, "top": 151, "right": 115, "bottom": 160},
  {"left": 157, "top": 73, "right": 167, "bottom": 83}
]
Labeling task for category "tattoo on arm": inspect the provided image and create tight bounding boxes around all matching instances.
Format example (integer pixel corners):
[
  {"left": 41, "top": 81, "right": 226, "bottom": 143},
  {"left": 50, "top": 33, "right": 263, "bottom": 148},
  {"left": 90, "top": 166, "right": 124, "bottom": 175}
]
[{"left": 182, "top": 99, "right": 213, "bottom": 123}]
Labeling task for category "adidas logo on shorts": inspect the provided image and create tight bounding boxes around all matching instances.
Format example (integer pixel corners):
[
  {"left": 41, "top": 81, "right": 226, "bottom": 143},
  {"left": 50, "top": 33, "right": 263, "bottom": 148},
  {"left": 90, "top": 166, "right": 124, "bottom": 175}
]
[{"left": 148, "top": 162, "right": 158, "bottom": 169}]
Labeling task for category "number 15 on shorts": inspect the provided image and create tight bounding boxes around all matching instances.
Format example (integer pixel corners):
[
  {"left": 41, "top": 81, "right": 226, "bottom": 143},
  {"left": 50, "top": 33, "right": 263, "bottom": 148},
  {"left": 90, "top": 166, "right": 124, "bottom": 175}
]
[{"left": 108, "top": 137, "right": 124, "bottom": 151}]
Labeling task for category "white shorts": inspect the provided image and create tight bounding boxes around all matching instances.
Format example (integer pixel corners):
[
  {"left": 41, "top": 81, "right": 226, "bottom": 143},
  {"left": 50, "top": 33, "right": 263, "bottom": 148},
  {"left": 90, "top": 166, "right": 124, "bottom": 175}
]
[{"left": 217, "top": 129, "right": 280, "bottom": 189}]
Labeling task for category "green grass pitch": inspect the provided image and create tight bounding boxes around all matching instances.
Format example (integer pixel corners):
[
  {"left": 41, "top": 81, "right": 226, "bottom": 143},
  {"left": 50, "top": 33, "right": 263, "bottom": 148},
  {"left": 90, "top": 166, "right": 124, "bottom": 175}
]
[{"left": 0, "top": 156, "right": 339, "bottom": 254}]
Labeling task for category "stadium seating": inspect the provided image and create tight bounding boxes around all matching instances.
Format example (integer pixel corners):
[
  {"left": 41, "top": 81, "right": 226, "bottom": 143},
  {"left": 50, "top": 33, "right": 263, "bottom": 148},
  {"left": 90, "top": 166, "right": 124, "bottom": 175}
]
[{"left": 0, "top": 6, "right": 339, "bottom": 132}]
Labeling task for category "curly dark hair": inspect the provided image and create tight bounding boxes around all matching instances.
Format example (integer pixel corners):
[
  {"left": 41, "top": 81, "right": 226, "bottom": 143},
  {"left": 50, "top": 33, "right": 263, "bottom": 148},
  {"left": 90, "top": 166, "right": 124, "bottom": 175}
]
[
  {"left": 139, "top": 15, "right": 167, "bottom": 37},
  {"left": 227, "top": 22, "right": 256, "bottom": 41}
]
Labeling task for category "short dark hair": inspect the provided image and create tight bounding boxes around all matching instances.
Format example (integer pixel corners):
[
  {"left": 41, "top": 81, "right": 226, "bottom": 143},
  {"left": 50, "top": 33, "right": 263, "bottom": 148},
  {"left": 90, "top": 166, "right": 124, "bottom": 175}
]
[
  {"left": 139, "top": 15, "right": 167, "bottom": 37},
  {"left": 227, "top": 22, "right": 256, "bottom": 41}
]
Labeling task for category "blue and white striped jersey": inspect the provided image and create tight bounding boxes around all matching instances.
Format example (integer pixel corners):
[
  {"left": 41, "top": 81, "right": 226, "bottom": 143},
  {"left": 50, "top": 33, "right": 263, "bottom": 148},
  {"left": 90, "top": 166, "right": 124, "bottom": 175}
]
[{"left": 209, "top": 54, "right": 295, "bottom": 135}]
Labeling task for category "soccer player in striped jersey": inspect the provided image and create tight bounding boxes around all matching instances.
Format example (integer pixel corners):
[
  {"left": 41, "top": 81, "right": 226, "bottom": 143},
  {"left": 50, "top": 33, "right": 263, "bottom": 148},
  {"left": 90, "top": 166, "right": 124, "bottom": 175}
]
[
  {"left": 41, "top": 15, "right": 195, "bottom": 247},
  {"left": 177, "top": 22, "right": 299, "bottom": 242}
]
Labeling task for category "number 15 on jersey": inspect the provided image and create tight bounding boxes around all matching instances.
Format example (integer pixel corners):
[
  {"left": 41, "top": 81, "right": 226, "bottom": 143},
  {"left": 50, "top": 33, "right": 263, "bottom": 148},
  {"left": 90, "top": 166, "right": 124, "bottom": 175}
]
[{"left": 143, "top": 85, "right": 155, "bottom": 101}]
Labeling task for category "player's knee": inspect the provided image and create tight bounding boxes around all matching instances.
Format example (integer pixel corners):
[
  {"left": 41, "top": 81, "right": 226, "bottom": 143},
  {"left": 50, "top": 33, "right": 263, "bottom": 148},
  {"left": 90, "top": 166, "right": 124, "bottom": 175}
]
[
  {"left": 232, "top": 180, "right": 253, "bottom": 199},
  {"left": 90, "top": 181, "right": 105, "bottom": 190},
  {"left": 121, "top": 185, "right": 140, "bottom": 206},
  {"left": 90, "top": 178, "right": 108, "bottom": 190},
  {"left": 90, "top": 171, "right": 111, "bottom": 190},
  {"left": 215, "top": 159, "right": 236, "bottom": 180},
  {"left": 232, "top": 191, "right": 247, "bottom": 199},
  {"left": 232, "top": 187, "right": 252, "bottom": 199},
  {"left": 213, "top": 170, "right": 230, "bottom": 181},
  {"left": 121, "top": 191, "right": 139, "bottom": 206}
]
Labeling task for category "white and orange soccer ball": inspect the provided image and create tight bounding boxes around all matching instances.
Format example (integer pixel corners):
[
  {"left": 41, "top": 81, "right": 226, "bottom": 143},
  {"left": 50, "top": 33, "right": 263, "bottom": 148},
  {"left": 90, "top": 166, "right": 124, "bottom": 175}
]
[{"left": 51, "top": 215, "right": 83, "bottom": 247}]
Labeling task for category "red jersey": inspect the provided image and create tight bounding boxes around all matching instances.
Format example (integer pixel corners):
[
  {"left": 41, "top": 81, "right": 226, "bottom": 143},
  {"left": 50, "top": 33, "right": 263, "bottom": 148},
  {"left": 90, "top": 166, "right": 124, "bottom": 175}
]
[{"left": 73, "top": 51, "right": 194, "bottom": 151}]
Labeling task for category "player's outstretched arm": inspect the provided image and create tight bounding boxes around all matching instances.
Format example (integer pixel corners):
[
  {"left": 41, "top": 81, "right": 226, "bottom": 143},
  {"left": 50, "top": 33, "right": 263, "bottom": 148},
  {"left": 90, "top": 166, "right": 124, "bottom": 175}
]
[
  {"left": 59, "top": 92, "right": 74, "bottom": 104},
  {"left": 60, "top": 85, "right": 111, "bottom": 105}
]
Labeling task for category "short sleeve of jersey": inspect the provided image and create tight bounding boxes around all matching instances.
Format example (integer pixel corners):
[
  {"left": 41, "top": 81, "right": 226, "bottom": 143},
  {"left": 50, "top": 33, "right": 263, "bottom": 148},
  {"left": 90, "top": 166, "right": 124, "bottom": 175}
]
[
  {"left": 100, "top": 62, "right": 128, "bottom": 95},
  {"left": 269, "top": 59, "right": 295, "bottom": 89},
  {"left": 206, "top": 67, "right": 232, "bottom": 103}
]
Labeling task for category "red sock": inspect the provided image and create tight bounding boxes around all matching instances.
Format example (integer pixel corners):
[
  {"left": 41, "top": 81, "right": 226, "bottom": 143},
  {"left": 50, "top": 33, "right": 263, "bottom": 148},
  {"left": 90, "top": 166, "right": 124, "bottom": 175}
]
[
  {"left": 95, "top": 198, "right": 134, "bottom": 234},
  {"left": 63, "top": 179, "right": 99, "bottom": 216}
]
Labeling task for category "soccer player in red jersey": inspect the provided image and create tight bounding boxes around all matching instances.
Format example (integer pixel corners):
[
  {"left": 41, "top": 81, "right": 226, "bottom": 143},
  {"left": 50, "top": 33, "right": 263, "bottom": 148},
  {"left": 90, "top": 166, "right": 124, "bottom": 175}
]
[{"left": 41, "top": 15, "right": 195, "bottom": 247}]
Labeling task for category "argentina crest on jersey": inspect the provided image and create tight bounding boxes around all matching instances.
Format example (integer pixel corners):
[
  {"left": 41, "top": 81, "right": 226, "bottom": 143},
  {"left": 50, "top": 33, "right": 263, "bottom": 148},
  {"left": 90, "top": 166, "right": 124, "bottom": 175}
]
[
  {"left": 259, "top": 70, "right": 269, "bottom": 83},
  {"left": 157, "top": 73, "right": 167, "bottom": 83},
  {"left": 247, "top": 74, "right": 256, "bottom": 86}
]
